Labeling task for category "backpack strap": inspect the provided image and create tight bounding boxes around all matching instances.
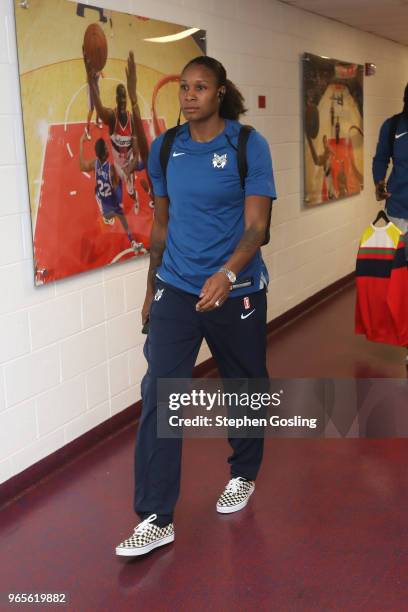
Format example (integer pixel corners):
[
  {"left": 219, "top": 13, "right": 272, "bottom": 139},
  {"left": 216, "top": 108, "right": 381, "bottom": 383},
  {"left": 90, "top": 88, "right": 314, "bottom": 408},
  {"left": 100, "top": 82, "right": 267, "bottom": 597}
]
[
  {"left": 159, "top": 126, "right": 180, "bottom": 177},
  {"left": 237, "top": 125, "right": 254, "bottom": 189},
  {"left": 236, "top": 125, "right": 273, "bottom": 246},
  {"left": 388, "top": 113, "right": 403, "bottom": 159}
]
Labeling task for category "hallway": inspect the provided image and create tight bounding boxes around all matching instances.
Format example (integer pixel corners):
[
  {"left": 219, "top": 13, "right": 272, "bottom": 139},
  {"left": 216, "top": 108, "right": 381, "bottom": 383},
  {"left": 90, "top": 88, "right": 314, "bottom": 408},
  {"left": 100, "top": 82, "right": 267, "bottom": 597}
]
[{"left": 1, "top": 283, "right": 407, "bottom": 611}]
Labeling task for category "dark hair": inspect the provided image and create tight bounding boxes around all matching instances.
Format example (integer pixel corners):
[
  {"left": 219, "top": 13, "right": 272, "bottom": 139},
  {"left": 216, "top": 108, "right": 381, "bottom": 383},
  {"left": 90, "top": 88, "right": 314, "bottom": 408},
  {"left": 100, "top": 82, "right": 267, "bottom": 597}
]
[
  {"left": 116, "top": 83, "right": 126, "bottom": 97},
  {"left": 404, "top": 83, "right": 408, "bottom": 115},
  {"left": 95, "top": 138, "right": 107, "bottom": 160},
  {"left": 182, "top": 56, "right": 247, "bottom": 120}
]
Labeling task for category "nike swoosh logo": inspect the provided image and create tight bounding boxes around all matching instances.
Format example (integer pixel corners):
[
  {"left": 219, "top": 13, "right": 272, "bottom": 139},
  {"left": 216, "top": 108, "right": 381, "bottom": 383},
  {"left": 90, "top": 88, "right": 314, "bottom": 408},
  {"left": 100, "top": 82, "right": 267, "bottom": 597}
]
[
  {"left": 241, "top": 309, "right": 255, "bottom": 320},
  {"left": 395, "top": 132, "right": 408, "bottom": 139},
  {"left": 172, "top": 152, "right": 185, "bottom": 157}
]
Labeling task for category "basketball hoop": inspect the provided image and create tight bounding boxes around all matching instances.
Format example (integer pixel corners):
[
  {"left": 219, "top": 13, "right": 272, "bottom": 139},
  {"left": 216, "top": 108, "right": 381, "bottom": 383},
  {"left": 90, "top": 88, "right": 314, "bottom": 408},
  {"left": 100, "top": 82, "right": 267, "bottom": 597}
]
[{"left": 151, "top": 74, "right": 180, "bottom": 137}]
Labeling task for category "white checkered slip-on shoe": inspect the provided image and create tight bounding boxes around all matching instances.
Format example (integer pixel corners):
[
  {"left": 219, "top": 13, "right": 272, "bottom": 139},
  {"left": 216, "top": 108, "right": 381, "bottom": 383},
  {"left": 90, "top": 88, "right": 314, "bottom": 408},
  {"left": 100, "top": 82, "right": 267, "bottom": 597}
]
[
  {"left": 216, "top": 477, "right": 255, "bottom": 514},
  {"left": 115, "top": 514, "right": 174, "bottom": 557}
]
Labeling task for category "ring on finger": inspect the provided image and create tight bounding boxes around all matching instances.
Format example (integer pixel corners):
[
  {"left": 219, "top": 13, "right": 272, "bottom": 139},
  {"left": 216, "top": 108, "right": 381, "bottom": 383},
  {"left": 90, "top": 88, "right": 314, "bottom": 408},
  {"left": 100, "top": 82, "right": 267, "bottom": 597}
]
[{"left": 215, "top": 299, "right": 221, "bottom": 307}]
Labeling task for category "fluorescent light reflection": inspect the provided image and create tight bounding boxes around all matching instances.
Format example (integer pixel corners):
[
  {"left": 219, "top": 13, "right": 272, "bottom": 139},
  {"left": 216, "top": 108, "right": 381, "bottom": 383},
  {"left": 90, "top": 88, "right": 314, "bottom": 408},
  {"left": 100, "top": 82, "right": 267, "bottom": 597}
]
[{"left": 144, "top": 27, "right": 200, "bottom": 43}]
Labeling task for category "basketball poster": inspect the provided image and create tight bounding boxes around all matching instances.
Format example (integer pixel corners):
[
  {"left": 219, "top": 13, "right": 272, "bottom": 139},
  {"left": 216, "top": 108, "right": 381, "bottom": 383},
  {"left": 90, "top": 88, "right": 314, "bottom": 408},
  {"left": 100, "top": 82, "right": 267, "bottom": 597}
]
[
  {"left": 303, "top": 53, "right": 364, "bottom": 206},
  {"left": 14, "top": 1, "right": 206, "bottom": 285}
]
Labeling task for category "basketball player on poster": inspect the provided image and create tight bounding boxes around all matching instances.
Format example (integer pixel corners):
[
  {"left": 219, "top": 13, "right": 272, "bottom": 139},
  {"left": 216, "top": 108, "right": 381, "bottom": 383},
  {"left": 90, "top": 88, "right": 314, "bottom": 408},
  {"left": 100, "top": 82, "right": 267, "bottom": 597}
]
[
  {"left": 83, "top": 49, "right": 147, "bottom": 214},
  {"left": 307, "top": 133, "right": 336, "bottom": 200},
  {"left": 85, "top": 69, "right": 104, "bottom": 140},
  {"left": 124, "top": 51, "right": 154, "bottom": 208},
  {"left": 79, "top": 132, "right": 146, "bottom": 254}
]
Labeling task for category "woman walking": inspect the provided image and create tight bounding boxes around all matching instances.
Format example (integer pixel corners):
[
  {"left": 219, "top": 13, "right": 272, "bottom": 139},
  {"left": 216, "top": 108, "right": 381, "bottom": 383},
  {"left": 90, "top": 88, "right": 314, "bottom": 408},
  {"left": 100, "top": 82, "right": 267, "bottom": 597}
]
[{"left": 116, "top": 56, "right": 276, "bottom": 557}]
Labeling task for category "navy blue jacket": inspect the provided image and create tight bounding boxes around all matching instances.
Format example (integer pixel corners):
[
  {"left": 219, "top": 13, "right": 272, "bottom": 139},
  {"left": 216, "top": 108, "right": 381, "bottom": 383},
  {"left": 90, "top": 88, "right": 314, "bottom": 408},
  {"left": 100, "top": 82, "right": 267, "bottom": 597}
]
[{"left": 372, "top": 114, "right": 408, "bottom": 219}]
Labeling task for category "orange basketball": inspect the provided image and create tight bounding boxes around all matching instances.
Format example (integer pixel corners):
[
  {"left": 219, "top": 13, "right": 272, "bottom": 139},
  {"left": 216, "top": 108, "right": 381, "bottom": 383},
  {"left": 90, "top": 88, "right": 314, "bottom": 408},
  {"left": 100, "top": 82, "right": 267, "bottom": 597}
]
[{"left": 83, "top": 23, "right": 107, "bottom": 72}]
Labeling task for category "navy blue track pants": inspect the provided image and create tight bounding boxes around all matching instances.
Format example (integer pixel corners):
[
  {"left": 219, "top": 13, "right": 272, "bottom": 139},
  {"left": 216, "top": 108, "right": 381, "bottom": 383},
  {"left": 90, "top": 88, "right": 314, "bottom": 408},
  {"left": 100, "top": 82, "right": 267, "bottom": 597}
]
[{"left": 134, "top": 280, "right": 268, "bottom": 525}]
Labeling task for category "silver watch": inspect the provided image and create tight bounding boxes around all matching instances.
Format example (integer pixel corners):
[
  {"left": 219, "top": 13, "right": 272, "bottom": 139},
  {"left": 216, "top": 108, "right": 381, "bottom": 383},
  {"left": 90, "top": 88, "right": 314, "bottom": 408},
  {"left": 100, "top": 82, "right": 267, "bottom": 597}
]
[{"left": 219, "top": 267, "right": 236, "bottom": 284}]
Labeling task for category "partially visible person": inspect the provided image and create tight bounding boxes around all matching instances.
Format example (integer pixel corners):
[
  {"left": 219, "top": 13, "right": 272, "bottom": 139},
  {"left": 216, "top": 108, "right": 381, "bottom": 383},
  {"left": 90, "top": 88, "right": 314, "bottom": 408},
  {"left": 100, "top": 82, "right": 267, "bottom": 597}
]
[
  {"left": 79, "top": 133, "right": 145, "bottom": 254},
  {"left": 373, "top": 83, "right": 408, "bottom": 235},
  {"left": 373, "top": 84, "right": 408, "bottom": 366}
]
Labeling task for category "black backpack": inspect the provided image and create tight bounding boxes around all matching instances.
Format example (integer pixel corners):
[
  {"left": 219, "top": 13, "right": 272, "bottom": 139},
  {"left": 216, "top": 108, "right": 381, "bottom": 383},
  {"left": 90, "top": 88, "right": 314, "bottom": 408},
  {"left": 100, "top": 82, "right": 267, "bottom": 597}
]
[
  {"left": 159, "top": 125, "right": 272, "bottom": 245},
  {"left": 388, "top": 112, "right": 404, "bottom": 158}
]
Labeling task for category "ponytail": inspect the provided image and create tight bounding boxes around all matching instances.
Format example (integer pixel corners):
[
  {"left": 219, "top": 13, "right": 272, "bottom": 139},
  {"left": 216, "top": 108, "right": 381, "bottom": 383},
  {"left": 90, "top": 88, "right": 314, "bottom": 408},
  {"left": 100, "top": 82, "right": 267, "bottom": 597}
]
[
  {"left": 182, "top": 56, "right": 247, "bottom": 120},
  {"left": 220, "top": 79, "right": 247, "bottom": 120},
  {"left": 403, "top": 83, "right": 408, "bottom": 116}
]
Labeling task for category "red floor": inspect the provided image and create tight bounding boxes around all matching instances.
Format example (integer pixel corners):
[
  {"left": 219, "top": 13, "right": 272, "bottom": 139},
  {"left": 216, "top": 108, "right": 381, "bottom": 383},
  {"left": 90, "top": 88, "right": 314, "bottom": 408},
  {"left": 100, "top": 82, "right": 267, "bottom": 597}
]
[{"left": 1, "top": 283, "right": 408, "bottom": 611}]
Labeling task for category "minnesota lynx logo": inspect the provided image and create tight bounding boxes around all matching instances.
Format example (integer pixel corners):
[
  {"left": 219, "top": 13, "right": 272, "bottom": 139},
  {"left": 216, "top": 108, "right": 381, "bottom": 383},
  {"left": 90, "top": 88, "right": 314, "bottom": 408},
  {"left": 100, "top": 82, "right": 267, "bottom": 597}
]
[
  {"left": 212, "top": 153, "right": 227, "bottom": 169},
  {"left": 154, "top": 288, "right": 164, "bottom": 301}
]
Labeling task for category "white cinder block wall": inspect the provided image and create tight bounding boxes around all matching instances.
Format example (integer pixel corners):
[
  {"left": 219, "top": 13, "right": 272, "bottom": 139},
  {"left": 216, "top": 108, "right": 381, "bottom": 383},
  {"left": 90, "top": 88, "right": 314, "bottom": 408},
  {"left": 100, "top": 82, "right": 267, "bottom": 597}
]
[{"left": 1, "top": 0, "right": 408, "bottom": 484}]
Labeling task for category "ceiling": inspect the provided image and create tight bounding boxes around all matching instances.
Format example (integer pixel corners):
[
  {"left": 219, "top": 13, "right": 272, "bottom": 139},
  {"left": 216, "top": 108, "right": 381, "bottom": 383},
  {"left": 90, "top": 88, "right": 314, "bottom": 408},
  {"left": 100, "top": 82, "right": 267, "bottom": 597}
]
[{"left": 279, "top": 0, "right": 408, "bottom": 46}]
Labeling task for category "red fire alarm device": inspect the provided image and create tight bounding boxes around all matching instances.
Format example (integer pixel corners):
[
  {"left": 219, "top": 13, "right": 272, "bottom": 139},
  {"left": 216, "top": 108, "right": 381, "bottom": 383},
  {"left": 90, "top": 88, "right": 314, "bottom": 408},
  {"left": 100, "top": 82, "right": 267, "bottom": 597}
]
[
  {"left": 365, "top": 63, "right": 376, "bottom": 76},
  {"left": 258, "top": 95, "right": 266, "bottom": 109}
]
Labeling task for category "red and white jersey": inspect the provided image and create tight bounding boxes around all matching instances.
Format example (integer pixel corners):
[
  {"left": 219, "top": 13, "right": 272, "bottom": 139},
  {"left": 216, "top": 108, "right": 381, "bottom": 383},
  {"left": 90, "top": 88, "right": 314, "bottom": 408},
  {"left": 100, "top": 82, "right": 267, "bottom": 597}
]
[
  {"left": 110, "top": 110, "right": 133, "bottom": 168},
  {"left": 355, "top": 222, "right": 408, "bottom": 346}
]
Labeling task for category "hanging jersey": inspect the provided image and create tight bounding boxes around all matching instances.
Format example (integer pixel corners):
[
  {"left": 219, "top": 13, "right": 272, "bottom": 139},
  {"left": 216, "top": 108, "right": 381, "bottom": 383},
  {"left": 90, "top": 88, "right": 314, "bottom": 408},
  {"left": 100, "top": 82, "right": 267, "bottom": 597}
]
[
  {"left": 387, "top": 232, "right": 408, "bottom": 345},
  {"left": 95, "top": 159, "right": 122, "bottom": 216},
  {"left": 355, "top": 222, "right": 408, "bottom": 346}
]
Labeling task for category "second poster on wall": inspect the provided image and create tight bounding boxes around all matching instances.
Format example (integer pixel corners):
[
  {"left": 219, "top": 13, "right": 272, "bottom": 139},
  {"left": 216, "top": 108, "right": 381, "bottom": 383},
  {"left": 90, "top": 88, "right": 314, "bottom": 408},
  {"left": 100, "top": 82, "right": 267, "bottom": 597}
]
[{"left": 303, "top": 52, "right": 364, "bottom": 207}]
